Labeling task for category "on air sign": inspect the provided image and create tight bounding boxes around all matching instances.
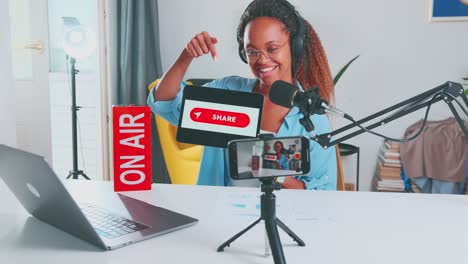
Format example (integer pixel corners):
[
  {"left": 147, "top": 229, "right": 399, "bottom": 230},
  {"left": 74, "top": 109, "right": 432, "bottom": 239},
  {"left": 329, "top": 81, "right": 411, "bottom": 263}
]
[{"left": 113, "top": 106, "right": 151, "bottom": 192}]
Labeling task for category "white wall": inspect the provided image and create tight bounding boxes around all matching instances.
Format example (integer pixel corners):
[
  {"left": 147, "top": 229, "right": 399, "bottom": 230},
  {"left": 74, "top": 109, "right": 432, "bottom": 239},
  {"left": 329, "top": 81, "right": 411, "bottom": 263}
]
[
  {"left": 158, "top": 0, "right": 468, "bottom": 191},
  {"left": 0, "top": 0, "right": 17, "bottom": 147}
]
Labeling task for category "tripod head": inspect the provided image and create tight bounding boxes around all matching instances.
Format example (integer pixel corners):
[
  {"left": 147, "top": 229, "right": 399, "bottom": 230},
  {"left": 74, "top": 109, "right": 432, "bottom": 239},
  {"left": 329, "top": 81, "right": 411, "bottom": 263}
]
[{"left": 260, "top": 178, "right": 282, "bottom": 194}]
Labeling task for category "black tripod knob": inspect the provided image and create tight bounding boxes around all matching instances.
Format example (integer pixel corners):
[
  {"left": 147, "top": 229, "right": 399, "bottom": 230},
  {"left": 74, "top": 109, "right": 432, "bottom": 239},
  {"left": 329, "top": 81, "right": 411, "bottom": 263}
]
[{"left": 299, "top": 116, "right": 315, "bottom": 132}]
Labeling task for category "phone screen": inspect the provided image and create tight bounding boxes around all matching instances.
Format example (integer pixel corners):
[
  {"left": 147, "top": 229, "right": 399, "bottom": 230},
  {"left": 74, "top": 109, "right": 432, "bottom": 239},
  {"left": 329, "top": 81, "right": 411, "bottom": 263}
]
[{"left": 228, "top": 136, "right": 310, "bottom": 180}]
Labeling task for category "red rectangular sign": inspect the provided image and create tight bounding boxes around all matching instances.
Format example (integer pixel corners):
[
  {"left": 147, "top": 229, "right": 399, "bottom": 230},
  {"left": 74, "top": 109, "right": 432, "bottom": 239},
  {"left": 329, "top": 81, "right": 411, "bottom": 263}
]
[{"left": 112, "top": 106, "right": 152, "bottom": 192}]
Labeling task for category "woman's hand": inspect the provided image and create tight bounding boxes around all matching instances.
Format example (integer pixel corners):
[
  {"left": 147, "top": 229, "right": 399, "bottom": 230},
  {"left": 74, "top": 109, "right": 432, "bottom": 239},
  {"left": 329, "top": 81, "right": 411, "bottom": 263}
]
[
  {"left": 273, "top": 161, "right": 281, "bottom": 169},
  {"left": 153, "top": 31, "right": 218, "bottom": 101},
  {"left": 185, "top": 31, "right": 218, "bottom": 61},
  {"left": 280, "top": 177, "right": 305, "bottom": 189}
]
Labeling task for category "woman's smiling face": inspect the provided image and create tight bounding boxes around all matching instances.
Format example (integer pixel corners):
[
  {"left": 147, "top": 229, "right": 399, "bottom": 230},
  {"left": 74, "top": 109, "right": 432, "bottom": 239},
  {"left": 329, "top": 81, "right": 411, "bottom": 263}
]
[
  {"left": 274, "top": 142, "right": 282, "bottom": 153},
  {"left": 243, "top": 17, "right": 293, "bottom": 87}
]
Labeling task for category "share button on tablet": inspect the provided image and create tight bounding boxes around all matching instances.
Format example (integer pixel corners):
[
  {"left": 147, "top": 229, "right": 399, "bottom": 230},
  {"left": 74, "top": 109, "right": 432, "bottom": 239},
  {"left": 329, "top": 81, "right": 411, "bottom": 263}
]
[{"left": 190, "top": 107, "right": 250, "bottom": 128}]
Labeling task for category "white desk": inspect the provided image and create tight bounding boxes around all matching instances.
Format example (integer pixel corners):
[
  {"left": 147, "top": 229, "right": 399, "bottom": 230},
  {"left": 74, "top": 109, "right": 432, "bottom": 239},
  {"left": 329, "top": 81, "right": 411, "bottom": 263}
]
[{"left": 1, "top": 180, "right": 467, "bottom": 264}]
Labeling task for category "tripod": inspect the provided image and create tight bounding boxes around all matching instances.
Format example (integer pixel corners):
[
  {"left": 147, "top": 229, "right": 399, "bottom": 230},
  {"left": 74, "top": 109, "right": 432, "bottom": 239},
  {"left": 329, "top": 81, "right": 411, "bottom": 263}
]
[
  {"left": 217, "top": 178, "right": 305, "bottom": 264},
  {"left": 65, "top": 57, "right": 90, "bottom": 180}
]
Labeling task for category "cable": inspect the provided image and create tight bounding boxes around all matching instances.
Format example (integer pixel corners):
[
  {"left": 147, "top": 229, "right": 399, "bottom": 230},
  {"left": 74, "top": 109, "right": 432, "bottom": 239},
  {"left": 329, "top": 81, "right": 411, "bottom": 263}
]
[
  {"left": 379, "top": 92, "right": 435, "bottom": 123},
  {"left": 342, "top": 92, "right": 443, "bottom": 143}
]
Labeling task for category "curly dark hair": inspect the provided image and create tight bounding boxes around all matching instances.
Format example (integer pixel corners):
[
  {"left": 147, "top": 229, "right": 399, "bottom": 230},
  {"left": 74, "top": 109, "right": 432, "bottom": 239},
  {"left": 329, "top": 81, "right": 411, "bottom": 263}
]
[
  {"left": 273, "top": 141, "right": 286, "bottom": 155},
  {"left": 237, "top": 0, "right": 335, "bottom": 104}
]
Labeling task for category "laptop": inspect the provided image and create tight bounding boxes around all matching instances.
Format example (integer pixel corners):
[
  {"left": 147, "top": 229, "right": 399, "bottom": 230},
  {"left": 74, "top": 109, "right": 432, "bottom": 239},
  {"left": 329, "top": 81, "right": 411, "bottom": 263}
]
[
  {"left": 0, "top": 144, "right": 198, "bottom": 250},
  {"left": 177, "top": 85, "right": 264, "bottom": 148}
]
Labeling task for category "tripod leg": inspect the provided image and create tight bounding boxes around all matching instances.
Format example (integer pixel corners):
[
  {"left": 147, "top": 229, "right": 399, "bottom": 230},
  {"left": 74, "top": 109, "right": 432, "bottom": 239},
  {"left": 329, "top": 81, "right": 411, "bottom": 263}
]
[
  {"left": 67, "top": 170, "right": 91, "bottom": 180},
  {"left": 265, "top": 219, "right": 286, "bottom": 264},
  {"left": 276, "top": 218, "right": 305, "bottom": 246},
  {"left": 78, "top": 171, "right": 91, "bottom": 180},
  {"left": 217, "top": 218, "right": 261, "bottom": 252}
]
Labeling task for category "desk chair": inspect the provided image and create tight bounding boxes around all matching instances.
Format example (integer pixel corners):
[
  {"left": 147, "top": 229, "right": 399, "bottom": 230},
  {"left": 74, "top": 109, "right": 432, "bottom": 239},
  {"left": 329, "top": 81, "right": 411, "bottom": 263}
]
[{"left": 148, "top": 80, "right": 202, "bottom": 185}]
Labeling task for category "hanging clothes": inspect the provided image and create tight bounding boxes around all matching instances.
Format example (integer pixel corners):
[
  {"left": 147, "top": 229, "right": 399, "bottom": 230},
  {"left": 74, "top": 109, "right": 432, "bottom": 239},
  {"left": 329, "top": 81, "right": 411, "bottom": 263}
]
[{"left": 400, "top": 118, "right": 468, "bottom": 194}]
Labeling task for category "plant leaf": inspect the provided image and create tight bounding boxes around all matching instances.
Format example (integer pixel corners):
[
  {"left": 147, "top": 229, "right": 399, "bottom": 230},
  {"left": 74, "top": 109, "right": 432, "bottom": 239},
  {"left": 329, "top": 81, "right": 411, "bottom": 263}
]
[{"left": 333, "top": 55, "right": 360, "bottom": 85}]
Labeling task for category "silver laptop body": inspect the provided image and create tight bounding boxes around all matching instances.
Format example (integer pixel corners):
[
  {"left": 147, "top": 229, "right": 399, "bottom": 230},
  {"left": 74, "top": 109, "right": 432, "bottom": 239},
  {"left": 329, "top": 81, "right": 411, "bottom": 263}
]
[{"left": 0, "top": 144, "right": 198, "bottom": 250}]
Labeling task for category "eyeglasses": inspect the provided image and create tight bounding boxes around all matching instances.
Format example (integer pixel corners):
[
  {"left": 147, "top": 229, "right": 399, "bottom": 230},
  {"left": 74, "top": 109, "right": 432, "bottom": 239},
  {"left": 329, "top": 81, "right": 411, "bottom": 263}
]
[{"left": 243, "top": 39, "right": 290, "bottom": 62}]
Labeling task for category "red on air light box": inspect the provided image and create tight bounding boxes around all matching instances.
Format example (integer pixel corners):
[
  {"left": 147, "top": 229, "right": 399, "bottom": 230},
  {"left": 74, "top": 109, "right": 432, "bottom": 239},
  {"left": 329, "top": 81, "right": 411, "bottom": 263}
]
[{"left": 113, "top": 106, "right": 152, "bottom": 192}]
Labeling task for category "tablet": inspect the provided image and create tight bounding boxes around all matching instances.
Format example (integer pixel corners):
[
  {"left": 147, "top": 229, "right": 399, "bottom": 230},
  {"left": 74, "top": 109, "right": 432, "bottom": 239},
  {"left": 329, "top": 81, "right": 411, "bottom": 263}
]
[{"left": 177, "top": 85, "right": 264, "bottom": 148}]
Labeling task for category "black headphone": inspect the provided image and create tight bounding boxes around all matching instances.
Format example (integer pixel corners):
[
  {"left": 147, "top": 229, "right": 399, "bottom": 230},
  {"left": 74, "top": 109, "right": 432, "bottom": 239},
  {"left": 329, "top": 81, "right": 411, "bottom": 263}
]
[
  {"left": 290, "top": 10, "right": 305, "bottom": 64},
  {"left": 239, "top": 11, "right": 305, "bottom": 65}
]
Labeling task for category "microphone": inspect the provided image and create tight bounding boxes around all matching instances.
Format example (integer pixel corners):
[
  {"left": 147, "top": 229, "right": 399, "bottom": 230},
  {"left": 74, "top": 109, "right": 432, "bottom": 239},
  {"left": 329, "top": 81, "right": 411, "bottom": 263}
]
[
  {"left": 269, "top": 80, "right": 302, "bottom": 108},
  {"left": 269, "top": 80, "right": 348, "bottom": 119}
]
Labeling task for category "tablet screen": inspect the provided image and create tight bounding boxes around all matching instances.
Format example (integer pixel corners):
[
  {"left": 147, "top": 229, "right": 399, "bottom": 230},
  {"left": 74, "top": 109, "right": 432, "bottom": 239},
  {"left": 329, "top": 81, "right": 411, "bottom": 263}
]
[{"left": 177, "top": 85, "right": 264, "bottom": 148}]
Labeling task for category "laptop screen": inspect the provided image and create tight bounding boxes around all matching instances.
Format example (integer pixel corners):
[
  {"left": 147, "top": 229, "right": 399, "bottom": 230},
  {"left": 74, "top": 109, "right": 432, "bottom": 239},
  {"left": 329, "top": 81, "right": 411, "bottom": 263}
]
[{"left": 177, "top": 85, "right": 264, "bottom": 148}]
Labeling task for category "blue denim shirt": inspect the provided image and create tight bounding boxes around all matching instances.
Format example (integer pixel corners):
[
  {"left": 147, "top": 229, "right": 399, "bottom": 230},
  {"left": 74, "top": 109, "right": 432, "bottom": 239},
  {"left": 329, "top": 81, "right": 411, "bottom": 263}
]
[
  {"left": 147, "top": 76, "right": 337, "bottom": 190},
  {"left": 278, "top": 154, "right": 290, "bottom": 170}
]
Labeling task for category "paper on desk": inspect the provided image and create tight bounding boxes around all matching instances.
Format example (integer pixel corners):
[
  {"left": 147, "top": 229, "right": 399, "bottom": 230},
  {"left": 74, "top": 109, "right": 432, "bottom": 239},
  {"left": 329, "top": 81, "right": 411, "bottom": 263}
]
[
  {"left": 215, "top": 190, "right": 324, "bottom": 222},
  {"left": 216, "top": 191, "right": 261, "bottom": 218},
  {"left": 274, "top": 194, "right": 321, "bottom": 222}
]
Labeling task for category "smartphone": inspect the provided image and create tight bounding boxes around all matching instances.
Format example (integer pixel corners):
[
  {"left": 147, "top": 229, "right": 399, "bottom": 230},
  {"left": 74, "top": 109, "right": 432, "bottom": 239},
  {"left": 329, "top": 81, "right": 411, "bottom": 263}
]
[{"left": 228, "top": 136, "right": 310, "bottom": 180}]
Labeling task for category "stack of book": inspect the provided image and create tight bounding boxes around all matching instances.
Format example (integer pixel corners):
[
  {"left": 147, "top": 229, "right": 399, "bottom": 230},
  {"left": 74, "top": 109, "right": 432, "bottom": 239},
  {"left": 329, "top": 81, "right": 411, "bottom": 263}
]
[{"left": 373, "top": 140, "right": 405, "bottom": 192}]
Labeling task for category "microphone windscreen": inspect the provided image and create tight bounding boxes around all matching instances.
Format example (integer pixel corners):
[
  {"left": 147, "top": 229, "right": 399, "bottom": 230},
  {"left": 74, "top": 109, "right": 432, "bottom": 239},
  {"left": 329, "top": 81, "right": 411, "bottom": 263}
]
[{"left": 269, "top": 80, "right": 297, "bottom": 108}]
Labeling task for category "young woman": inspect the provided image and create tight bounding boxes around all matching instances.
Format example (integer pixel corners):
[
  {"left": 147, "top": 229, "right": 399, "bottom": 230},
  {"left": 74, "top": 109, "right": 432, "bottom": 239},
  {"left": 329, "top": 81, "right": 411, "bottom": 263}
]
[
  {"left": 273, "top": 141, "right": 289, "bottom": 170},
  {"left": 148, "top": 0, "right": 337, "bottom": 190}
]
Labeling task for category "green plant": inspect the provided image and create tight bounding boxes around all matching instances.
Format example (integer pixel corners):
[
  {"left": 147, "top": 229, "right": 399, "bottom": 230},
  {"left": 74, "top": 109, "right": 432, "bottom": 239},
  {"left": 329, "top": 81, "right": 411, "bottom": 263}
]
[
  {"left": 333, "top": 55, "right": 360, "bottom": 85},
  {"left": 463, "top": 77, "right": 468, "bottom": 95}
]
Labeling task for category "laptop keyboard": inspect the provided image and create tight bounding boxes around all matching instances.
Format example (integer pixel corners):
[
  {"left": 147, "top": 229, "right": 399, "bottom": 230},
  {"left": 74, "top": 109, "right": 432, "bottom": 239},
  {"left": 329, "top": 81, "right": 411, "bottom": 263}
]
[{"left": 80, "top": 203, "right": 150, "bottom": 239}]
